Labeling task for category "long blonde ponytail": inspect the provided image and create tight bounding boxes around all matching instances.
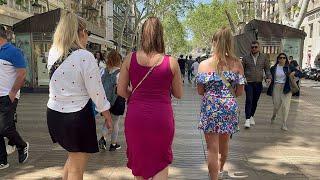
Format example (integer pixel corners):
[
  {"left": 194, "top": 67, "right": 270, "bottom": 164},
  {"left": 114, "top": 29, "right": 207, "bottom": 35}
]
[
  {"left": 52, "top": 11, "right": 86, "bottom": 58},
  {"left": 212, "top": 27, "right": 237, "bottom": 73}
]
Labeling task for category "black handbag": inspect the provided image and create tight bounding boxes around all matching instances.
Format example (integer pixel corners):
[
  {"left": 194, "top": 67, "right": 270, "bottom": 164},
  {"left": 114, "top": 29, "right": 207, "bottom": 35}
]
[{"left": 109, "top": 95, "right": 126, "bottom": 115}]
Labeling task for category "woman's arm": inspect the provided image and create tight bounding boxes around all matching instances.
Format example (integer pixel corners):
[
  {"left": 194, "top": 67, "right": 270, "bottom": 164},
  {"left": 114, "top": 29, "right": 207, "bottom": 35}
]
[
  {"left": 117, "top": 53, "right": 132, "bottom": 99},
  {"left": 235, "top": 60, "right": 245, "bottom": 97},
  {"left": 170, "top": 57, "right": 183, "bottom": 99},
  {"left": 197, "top": 62, "right": 206, "bottom": 96}
]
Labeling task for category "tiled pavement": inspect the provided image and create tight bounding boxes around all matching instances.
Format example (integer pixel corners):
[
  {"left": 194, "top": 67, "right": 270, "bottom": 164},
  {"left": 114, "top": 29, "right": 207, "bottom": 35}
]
[{"left": 0, "top": 79, "right": 319, "bottom": 179}]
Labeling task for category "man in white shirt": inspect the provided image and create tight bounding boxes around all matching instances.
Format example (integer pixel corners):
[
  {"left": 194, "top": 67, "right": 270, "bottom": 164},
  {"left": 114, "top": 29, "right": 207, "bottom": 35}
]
[{"left": 0, "top": 25, "right": 29, "bottom": 170}]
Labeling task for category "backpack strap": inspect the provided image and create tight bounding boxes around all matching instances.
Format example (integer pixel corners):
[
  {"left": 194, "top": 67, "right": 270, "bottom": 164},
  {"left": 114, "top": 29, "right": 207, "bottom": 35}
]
[{"left": 218, "top": 71, "right": 237, "bottom": 98}]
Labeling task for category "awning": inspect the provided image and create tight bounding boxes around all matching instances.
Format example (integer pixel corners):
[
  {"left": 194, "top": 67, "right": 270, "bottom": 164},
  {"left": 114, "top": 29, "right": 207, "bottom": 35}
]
[{"left": 88, "top": 35, "right": 106, "bottom": 45}]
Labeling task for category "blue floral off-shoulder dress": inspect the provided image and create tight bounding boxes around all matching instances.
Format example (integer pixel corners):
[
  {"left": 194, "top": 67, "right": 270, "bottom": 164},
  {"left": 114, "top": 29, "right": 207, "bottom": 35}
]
[{"left": 196, "top": 71, "right": 246, "bottom": 134}]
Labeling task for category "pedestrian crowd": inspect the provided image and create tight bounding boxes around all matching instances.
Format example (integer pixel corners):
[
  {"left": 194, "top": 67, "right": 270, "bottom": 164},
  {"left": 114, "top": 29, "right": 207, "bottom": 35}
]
[{"left": 0, "top": 11, "right": 302, "bottom": 180}]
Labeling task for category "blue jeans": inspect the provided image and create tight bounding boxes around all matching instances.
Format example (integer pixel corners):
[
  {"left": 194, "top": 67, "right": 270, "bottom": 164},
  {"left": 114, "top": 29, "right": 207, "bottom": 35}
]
[{"left": 245, "top": 82, "right": 263, "bottom": 119}]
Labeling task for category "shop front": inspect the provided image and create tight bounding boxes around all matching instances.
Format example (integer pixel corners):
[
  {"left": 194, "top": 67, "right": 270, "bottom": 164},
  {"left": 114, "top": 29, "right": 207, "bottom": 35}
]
[
  {"left": 13, "top": 8, "right": 107, "bottom": 91},
  {"left": 235, "top": 20, "right": 306, "bottom": 65}
]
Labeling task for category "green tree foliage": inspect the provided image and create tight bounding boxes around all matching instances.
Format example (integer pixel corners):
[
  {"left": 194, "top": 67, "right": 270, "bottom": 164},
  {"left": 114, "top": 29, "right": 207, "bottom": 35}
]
[
  {"left": 162, "top": 12, "right": 189, "bottom": 55},
  {"left": 185, "top": 0, "right": 238, "bottom": 49},
  {"left": 113, "top": 0, "right": 194, "bottom": 49}
]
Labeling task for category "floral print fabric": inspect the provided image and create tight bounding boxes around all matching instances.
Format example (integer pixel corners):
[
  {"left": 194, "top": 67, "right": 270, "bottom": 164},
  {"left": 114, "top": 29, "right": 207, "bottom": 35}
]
[{"left": 196, "top": 71, "right": 246, "bottom": 134}]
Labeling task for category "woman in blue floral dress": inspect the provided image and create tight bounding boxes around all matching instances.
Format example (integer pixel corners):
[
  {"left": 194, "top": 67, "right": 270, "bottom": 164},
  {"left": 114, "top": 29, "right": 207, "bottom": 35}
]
[{"left": 196, "top": 27, "right": 246, "bottom": 180}]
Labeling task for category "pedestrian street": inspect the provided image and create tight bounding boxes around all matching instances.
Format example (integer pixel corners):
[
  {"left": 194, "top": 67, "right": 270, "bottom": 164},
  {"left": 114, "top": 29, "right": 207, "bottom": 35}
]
[{"left": 0, "top": 80, "right": 319, "bottom": 179}]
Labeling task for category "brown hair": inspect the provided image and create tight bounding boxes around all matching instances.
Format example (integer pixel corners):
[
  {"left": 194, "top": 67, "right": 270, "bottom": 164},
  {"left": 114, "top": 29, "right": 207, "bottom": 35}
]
[
  {"left": 212, "top": 27, "right": 237, "bottom": 72},
  {"left": 251, "top": 40, "right": 260, "bottom": 45},
  {"left": 106, "top": 49, "right": 121, "bottom": 69},
  {"left": 140, "top": 17, "right": 165, "bottom": 54}
]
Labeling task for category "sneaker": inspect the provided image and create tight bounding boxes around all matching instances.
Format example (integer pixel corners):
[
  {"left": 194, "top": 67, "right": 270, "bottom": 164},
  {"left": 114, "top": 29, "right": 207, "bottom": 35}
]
[
  {"left": 109, "top": 144, "right": 121, "bottom": 151},
  {"left": 0, "top": 163, "right": 9, "bottom": 170},
  {"left": 18, "top": 142, "right": 29, "bottom": 163},
  {"left": 271, "top": 115, "right": 276, "bottom": 124},
  {"left": 244, "top": 119, "right": 251, "bottom": 128},
  {"left": 6, "top": 145, "right": 16, "bottom": 155},
  {"left": 98, "top": 137, "right": 107, "bottom": 150},
  {"left": 281, "top": 124, "right": 288, "bottom": 131},
  {"left": 250, "top": 117, "right": 255, "bottom": 125},
  {"left": 218, "top": 170, "right": 228, "bottom": 179}
]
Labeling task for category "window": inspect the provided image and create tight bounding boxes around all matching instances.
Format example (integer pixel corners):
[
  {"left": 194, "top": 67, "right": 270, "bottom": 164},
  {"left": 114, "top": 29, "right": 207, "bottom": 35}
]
[
  {"left": 309, "top": 23, "right": 313, "bottom": 38},
  {"left": 100, "top": 6, "right": 104, "bottom": 16}
]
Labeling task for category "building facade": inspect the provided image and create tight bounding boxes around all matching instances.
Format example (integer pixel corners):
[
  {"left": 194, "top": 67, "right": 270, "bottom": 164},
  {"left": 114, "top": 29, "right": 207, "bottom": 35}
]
[
  {"left": 300, "top": 1, "right": 320, "bottom": 68},
  {"left": 0, "top": 0, "right": 64, "bottom": 27},
  {"left": 106, "top": 0, "right": 135, "bottom": 56}
]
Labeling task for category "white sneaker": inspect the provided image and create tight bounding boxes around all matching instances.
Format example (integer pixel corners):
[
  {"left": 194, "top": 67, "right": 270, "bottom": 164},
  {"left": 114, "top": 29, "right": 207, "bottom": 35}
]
[
  {"left": 250, "top": 117, "right": 255, "bottom": 125},
  {"left": 244, "top": 119, "right": 251, "bottom": 128},
  {"left": 0, "top": 163, "right": 9, "bottom": 170},
  {"left": 6, "top": 145, "right": 16, "bottom": 155},
  {"left": 281, "top": 124, "right": 288, "bottom": 131},
  {"left": 218, "top": 170, "right": 228, "bottom": 179}
]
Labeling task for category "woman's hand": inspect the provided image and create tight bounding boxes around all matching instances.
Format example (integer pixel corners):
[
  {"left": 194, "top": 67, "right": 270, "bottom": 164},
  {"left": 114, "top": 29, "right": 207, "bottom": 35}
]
[
  {"left": 101, "top": 110, "right": 113, "bottom": 132},
  {"left": 105, "top": 118, "right": 113, "bottom": 133},
  {"left": 290, "top": 71, "right": 296, "bottom": 76}
]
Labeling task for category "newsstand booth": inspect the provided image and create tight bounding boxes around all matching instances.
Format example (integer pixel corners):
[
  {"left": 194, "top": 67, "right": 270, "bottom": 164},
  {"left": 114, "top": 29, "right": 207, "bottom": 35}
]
[
  {"left": 13, "top": 8, "right": 106, "bottom": 91},
  {"left": 234, "top": 19, "right": 306, "bottom": 66}
]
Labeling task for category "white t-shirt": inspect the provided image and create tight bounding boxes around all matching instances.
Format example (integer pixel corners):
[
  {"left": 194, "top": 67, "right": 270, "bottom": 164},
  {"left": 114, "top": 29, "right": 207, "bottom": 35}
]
[
  {"left": 97, "top": 59, "right": 106, "bottom": 76},
  {"left": 275, "top": 65, "right": 286, "bottom": 84},
  {"left": 192, "top": 62, "right": 199, "bottom": 75},
  {"left": 0, "top": 43, "right": 26, "bottom": 99},
  {"left": 47, "top": 48, "right": 110, "bottom": 113}
]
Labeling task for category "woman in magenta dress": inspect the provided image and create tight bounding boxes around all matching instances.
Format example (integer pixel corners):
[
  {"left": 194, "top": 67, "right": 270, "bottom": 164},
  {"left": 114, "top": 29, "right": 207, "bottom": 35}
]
[{"left": 117, "top": 17, "right": 183, "bottom": 180}]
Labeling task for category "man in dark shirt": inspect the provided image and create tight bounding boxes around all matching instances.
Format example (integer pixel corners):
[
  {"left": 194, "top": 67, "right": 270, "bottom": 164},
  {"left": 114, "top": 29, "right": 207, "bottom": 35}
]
[
  {"left": 178, "top": 55, "right": 186, "bottom": 83},
  {"left": 242, "top": 41, "right": 271, "bottom": 128},
  {"left": 187, "top": 55, "right": 194, "bottom": 83}
]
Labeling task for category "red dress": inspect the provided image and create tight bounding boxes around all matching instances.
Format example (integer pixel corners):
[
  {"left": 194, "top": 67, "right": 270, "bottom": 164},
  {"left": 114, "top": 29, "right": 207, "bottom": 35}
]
[{"left": 125, "top": 52, "right": 174, "bottom": 179}]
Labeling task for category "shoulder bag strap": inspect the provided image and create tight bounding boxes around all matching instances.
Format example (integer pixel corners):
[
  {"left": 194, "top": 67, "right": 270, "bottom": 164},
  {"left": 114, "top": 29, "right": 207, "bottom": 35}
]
[
  {"left": 131, "top": 55, "right": 163, "bottom": 95},
  {"left": 218, "top": 71, "right": 237, "bottom": 98},
  {"left": 49, "top": 48, "right": 78, "bottom": 80}
]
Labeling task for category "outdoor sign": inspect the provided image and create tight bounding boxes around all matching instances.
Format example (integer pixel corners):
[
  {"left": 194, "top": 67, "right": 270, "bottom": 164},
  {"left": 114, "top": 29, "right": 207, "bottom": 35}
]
[
  {"left": 15, "top": 34, "right": 32, "bottom": 88},
  {"left": 281, "top": 38, "right": 302, "bottom": 64}
]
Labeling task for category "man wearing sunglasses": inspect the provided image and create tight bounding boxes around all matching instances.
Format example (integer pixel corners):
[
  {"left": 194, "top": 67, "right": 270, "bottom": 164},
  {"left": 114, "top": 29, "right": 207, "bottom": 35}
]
[{"left": 242, "top": 41, "right": 271, "bottom": 129}]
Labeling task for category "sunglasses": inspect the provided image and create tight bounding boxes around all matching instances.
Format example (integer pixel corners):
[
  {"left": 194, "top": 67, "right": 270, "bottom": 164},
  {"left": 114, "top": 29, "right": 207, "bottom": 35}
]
[
  {"left": 251, "top": 46, "right": 258, "bottom": 49},
  {"left": 279, "top": 57, "right": 286, "bottom": 59},
  {"left": 84, "top": 29, "right": 91, "bottom": 36}
]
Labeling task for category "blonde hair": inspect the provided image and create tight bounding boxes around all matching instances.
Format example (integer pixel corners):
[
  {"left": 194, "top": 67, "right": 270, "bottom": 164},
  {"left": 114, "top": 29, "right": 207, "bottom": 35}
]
[
  {"left": 52, "top": 11, "right": 86, "bottom": 58},
  {"left": 212, "top": 27, "right": 237, "bottom": 72},
  {"left": 141, "top": 17, "right": 165, "bottom": 54},
  {"left": 106, "top": 49, "right": 121, "bottom": 69}
]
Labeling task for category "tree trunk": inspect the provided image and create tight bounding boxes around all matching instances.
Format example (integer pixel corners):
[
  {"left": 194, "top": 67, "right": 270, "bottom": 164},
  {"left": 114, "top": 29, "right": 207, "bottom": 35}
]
[
  {"left": 254, "top": 0, "right": 262, "bottom": 20},
  {"left": 118, "top": 5, "right": 130, "bottom": 51},
  {"left": 46, "top": 0, "right": 50, "bottom": 12},
  {"left": 130, "top": 24, "right": 140, "bottom": 49},
  {"left": 293, "top": 0, "right": 311, "bottom": 28},
  {"left": 278, "top": 0, "right": 290, "bottom": 25},
  {"left": 225, "top": 10, "right": 236, "bottom": 34}
]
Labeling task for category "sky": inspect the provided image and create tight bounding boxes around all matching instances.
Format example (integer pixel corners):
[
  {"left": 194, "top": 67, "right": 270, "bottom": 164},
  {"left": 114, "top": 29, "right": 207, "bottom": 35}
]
[{"left": 194, "top": 0, "right": 212, "bottom": 5}]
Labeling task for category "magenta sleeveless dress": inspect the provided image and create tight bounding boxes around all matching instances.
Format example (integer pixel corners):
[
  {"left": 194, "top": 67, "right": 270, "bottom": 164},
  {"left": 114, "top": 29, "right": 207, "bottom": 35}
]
[{"left": 125, "top": 52, "right": 174, "bottom": 179}]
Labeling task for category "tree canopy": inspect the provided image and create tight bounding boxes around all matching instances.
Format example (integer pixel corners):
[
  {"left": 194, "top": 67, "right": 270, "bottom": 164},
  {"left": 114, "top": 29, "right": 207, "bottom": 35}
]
[
  {"left": 185, "top": 0, "right": 238, "bottom": 49},
  {"left": 162, "top": 12, "right": 189, "bottom": 55}
]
